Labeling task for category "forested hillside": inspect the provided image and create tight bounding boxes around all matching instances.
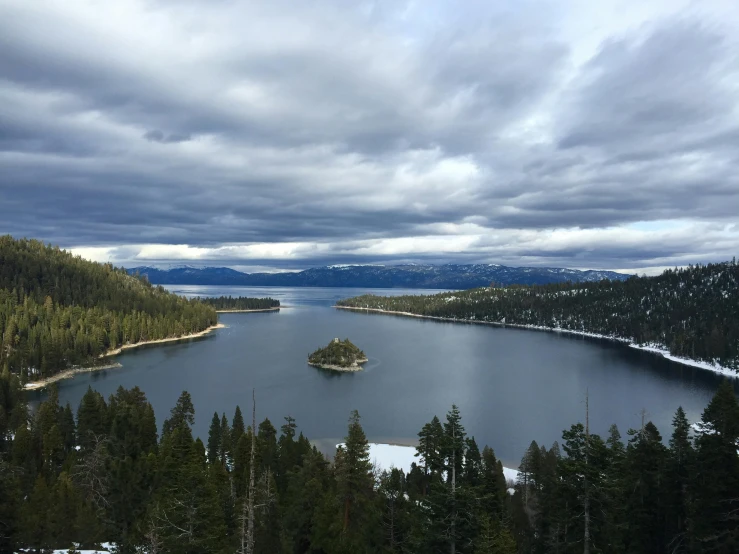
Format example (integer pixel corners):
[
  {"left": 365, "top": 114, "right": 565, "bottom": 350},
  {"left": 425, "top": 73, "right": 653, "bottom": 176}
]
[
  {"left": 1, "top": 372, "right": 737, "bottom": 552},
  {"left": 338, "top": 261, "right": 739, "bottom": 371},
  {"left": 0, "top": 236, "right": 217, "bottom": 382},
  {"left": 196, "top": 296, "right": 280, "bottom": 310}
]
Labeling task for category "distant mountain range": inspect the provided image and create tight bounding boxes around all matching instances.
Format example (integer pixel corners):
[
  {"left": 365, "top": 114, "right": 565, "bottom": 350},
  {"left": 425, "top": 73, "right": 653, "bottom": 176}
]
[{"left": 126, "top": 264, "right": 631, "bottom": 289}]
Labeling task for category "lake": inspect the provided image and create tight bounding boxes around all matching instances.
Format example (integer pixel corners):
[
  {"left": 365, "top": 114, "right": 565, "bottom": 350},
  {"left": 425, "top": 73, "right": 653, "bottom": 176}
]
[{"left": 28, "top": 286, "right": 734, "bottom": 466}]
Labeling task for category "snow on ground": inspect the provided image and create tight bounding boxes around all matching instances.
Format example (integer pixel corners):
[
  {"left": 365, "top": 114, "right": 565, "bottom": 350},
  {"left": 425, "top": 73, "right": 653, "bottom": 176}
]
[
  {"left": 18, "top": 544, "right": 112, "bottom": 554},
  {"left": 338, "top": 443, "right": 520, "bottom": 485},
  {"left": 629, "top": 344, "right": 738, "bottom": 378},
  {"left": 339, "top": 308, "right": 738, "bottom": 378},
  {"left": 501, "top": 466, "right": 520, "bottom": 484}
]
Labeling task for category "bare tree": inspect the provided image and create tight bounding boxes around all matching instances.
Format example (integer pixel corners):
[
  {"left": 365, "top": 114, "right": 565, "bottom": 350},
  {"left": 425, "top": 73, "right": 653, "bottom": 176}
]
[
  {"left": 450, "top": 422, "right": 457, "bottom": 554},
  {"left": 237, "top": 389, "right": 259, "bottom": 554},
  {"left": 583, "top": 390, "right": 590, "bottom": 554},
  {"left": 72, "top": 432, "right": 110, "bottom": 512},
  {"left": 247, "top": 389, "right": 256, "bottom": 553},
  {"left": 138, "top": 514, "right": 164, "bottom": 554}
]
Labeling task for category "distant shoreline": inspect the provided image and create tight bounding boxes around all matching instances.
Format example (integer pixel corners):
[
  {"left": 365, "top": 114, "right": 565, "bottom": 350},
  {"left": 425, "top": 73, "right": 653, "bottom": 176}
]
[
  {"left": 24, "top": 322, "right": 226, "bottom": 390},
  {"left": 335, "top": 306, "right": 737, "bottom": 378},
  {"left": 215, "top": 307, "right": 280, "bottom": 313}
]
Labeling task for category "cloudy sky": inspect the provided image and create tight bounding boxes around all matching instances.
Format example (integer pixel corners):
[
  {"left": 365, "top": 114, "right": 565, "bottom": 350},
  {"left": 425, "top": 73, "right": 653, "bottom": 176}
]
[{"left": 2, "top": 0, "right": 738, "bottom": 274}]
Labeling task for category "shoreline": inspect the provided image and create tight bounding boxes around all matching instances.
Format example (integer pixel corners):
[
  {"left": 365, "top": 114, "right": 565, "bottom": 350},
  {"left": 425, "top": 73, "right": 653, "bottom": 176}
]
[
  {"left": 23, "top": 363, "right": 124, "bottom": 391},
  {"left": 308, "top": 356, "right": 369, "bottom": 372},
  {"left": 215, "top": 307, "right": 280, "bottom": 313},
  {"left": 335, "top": 306, "right": 737, "bottom": 378},
  {"left": 23, "top": 322, "right": 226, "bottom": 390},
  {"left": 103, "top": 323, "right": 226, "bottom": 357}
]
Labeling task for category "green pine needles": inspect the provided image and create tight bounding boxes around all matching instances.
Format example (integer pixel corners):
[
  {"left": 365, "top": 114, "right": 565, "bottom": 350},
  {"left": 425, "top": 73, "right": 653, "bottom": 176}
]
[{"left": 307, "top": 338, "right": 368, "bottom": 371}]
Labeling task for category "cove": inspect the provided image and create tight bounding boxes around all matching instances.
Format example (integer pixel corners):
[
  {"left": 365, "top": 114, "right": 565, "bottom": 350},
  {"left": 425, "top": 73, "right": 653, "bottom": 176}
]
[{"left": 28, "top": 286, "right": 735, "bottom": 466}]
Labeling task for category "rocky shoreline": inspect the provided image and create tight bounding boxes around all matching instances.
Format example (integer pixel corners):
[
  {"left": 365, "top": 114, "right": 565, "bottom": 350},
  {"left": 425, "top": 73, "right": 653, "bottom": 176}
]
[{"left": 308, "top": 356, "right": 369, "bottom": 372}]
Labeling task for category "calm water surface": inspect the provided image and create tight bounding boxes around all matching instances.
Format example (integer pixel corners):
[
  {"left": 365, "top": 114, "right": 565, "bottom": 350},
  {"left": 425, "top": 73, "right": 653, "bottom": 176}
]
[{"left": 29, "top": 286, "right": 734, "bottom": 465}]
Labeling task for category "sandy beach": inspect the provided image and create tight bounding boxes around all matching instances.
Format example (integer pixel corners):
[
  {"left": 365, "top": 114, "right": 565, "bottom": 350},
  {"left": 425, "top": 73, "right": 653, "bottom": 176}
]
[{"left": 24, "top": 362, "right": 124, "bottom": 391}]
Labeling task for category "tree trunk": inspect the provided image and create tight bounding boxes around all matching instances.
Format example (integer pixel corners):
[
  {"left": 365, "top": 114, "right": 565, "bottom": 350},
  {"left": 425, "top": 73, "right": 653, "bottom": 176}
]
[
  {"left": 246, "top": 389, "right": 256, "bottom": 554},
  {"left": 344, "top": 497, "right": 350, "bottom": 532},
  {"left": 451, "top": 425, "right": 456, "bottom": 554},
  {"left": 584, "top": 390, "right": 590, "bottom": 554}
]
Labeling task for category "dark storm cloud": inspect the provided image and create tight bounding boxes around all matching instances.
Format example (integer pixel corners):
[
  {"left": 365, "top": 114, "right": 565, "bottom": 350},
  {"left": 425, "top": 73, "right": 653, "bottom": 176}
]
[{"left": 0, "top": 1, "right": 738, "bottom": 272}]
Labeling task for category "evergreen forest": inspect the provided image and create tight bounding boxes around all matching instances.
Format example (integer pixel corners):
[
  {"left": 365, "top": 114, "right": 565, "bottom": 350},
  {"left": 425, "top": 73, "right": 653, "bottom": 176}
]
[
  {"left": 0, "top": 237, "right": 218, "bottom": 383},
  {"left": 195, "top": 297, "right": 280, "bottom": 311},
  {"left": 1, "top": 371, "right": 738, "bottom": 552},
  {"left": 338, "top": 260, "right": 739, "bottom": 371}
]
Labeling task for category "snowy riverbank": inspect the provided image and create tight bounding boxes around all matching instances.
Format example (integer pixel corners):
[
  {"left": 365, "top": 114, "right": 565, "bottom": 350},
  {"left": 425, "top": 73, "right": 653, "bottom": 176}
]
[{"left": 335, "top": 306, "right": 736, "bottom": 378}]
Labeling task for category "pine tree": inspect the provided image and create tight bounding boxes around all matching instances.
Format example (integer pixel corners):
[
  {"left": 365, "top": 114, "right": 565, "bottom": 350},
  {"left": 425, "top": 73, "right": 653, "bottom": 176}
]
[
  {"left": 232, "top": 405, "right": 245, "bottom": 447},
  {"left": 332, "top": 410, "right": 378, "bottom": 551},
  {"left": 424, "top": 405, "right": 478, "bottom": 554},
  {"left": 664, "top": 407, "right": 694, "bottom": 553},
  {"left": 692, "top": 381, "right": 739, "bottom": 551},
  {"left": 622, "top": 421, "right": 668, "bottom": 553},
  {"left": 207, "top": 412, "right": 222, "bottom": 465},
  {"left": 162, "top": 390, "right": 195, "bottom": 438},
  {"left": 220, "top": 413, "right": 232, "bottom": 467},
  {"left": 479, "top": 446, "right": 507, "bottom": 519},
  {"left": 475, "top": 516, "right": 517, "bottom": 554},
  {"left": 416, "top": 415, "right": 445, "bottom": 495}
]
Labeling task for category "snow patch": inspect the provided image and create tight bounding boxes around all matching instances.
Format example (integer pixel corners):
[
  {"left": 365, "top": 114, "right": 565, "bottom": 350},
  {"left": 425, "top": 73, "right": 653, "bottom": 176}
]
[
  {"left": 18, "top": 543, "right": 113, "bottom": 554},
  {"left": 338, "top": 443, "right": 520, "bottom": 484}
]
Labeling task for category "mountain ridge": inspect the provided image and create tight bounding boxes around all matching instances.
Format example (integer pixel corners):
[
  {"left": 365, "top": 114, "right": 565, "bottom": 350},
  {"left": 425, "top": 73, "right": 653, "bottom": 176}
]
[{"left": 127, "top": 263, "right": 631, "bottom": 288}]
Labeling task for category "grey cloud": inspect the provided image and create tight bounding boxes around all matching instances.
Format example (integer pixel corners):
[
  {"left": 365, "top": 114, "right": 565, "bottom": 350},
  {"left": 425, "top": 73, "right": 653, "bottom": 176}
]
[
  {"left": 143, "top": 130, "right": 192, "bottom": 143},
  {"left": 557, "top": 22, "right": 736, "bottom": 152},
  {"left": 1, "top": 2, "right": 738, "bottom": 271}
]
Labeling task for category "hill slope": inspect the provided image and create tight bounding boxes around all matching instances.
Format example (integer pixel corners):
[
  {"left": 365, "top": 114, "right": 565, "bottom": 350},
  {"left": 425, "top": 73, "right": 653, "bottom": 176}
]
[
  {"left": 0, "top": 236, "right": 217, "bottom": 382},
  {"left": 128, "top": 263, "right": 630, "bottom": 288},
  {"left": 337, "top": 261, "right": 739, "bottom": 371}
]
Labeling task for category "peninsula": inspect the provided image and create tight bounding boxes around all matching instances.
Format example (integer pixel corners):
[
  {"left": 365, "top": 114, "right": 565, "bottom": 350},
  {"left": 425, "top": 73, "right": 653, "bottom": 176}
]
[{"left": 308, "top": 338, "right": 368, "bottom": 372}]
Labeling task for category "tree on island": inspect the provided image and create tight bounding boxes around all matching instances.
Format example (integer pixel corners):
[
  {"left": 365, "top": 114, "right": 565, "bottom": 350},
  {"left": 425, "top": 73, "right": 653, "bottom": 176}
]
[{"left": 307, "top": 338, "right": 368, "bottom": 369}]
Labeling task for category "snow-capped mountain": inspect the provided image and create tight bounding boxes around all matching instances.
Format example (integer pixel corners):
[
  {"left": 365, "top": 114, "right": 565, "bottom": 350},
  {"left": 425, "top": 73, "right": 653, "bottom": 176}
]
[{"left": 127, "top": 263, "right": 631, "bottom": 288}]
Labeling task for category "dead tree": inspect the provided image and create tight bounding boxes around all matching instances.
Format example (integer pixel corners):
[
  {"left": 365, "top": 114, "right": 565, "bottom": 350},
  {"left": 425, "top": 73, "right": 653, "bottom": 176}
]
[
  {"left": 72, "top": 432, "right": 110, "bottom": 513},
  {"left": 237, "top": 389, "right": 259, "bottom": 554},
  {"left": 583, "top": 390, "right": 590, "bottom": 554}
]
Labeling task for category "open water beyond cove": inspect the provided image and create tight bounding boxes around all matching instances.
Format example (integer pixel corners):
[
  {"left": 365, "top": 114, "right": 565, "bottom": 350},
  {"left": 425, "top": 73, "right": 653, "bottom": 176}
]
[{"left": 29, "top": 286, "right": 735, "bottom": 465}]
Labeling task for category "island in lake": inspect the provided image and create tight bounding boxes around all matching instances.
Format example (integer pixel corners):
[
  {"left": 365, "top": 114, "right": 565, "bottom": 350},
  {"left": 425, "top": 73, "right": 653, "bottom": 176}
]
[{"left": 308, "top": 338, "right": 368, "bottom": 372}]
